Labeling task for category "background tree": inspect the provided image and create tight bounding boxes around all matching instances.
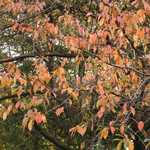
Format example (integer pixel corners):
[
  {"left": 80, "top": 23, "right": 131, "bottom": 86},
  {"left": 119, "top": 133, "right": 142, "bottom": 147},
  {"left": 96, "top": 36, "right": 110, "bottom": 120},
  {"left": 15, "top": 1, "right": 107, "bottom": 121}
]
[{"left": 0, "top": 0, "right": 150, "bottom": 149}]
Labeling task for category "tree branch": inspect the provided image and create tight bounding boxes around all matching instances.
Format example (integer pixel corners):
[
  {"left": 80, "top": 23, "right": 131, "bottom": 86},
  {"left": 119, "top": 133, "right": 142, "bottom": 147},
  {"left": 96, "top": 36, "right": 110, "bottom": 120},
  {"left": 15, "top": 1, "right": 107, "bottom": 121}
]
[
  {"left": 0, "top": 53, "right": 87, "bottom": 64},
  {"left": 35, "top": 124, "right": 74, "bottom": 150},
  {"left": 0, "top": 91, "right": 44, "bottom": 102}
]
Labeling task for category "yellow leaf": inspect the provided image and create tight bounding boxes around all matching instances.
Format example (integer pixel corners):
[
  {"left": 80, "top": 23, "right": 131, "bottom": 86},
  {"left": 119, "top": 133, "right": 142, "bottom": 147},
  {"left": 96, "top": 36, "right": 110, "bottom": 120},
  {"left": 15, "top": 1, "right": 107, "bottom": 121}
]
[
  {"left": 71, "top": 92, "right": 78, "bottom": 100},
  {"left": 117, "top": 140, "right": 123, "bottom": 150},
  {"left": 100, "top": 129, "right": 104, "bottom": 139},
  {"left": 28, "top": 119, "right": 34, "bottom": 131},
  {"left": 88, "top": 16, "right": 91, "bottom": 23},
  {"left": 120, "top": 124, "right": 124, "bottom": 134},
  {"left": 42, "top": 115, "right": 47, "bottom": 123},
  {"left": 80, "top": 141, "right": 85, "bottom": 149},
  {"left": 146, "top": 142, "right": 150, "bottom": 149},
  {"left": 99, "top": 18, "right": 104, "bottom": 26},
  {"left": 103, "top": 128, "right": 109, "bottom": 139},
  {"left": 40, "top": 30, "right": 46, "bottom": 41},
  {"left": 3, "top": 111, "right": 7, "bottom": 120}
]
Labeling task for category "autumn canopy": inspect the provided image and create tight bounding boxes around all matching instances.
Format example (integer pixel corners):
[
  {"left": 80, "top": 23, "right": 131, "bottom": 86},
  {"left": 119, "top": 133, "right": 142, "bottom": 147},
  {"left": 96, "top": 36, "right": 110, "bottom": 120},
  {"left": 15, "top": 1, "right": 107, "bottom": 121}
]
[{"left": 0, "top": 0, "right": 150, "bottom": 149}]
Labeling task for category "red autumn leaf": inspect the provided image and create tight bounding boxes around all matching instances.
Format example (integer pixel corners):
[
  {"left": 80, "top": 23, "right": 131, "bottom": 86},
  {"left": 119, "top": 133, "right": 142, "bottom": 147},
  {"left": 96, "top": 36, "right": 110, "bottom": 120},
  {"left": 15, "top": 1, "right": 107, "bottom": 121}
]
[
  {"left": 19, "top": 25, "right": 22, "bottom": 32},
  {"left": 13, "top": 23, "right": 18, "bottom": 30},
  {"left": 56, "top": 107, "right": 64, "bottom": 116},
  {"left": 138, "top": 121, "right": 144, "bottom": 131}
]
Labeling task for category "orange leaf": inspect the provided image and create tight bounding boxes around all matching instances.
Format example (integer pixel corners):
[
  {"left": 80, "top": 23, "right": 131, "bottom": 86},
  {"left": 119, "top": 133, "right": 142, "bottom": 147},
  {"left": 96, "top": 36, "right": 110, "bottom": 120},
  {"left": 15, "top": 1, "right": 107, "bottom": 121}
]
[
  {"left": 20, "top": 102, "right": 26, "bottom": 110},
  {"left": 35, "top": 114, "right": 42, "bottom": 125},
  {"left": 140, "top": 28, "right": 145, "bottom": 41},
  {"left": 130, "top": 106, "right": 135, "bottom": 116},
  {"left": 77, "top": 126, "right": 84, "bottom": 136},
  {"left": 123, "top": 103, "right": 127, "bottom": 114},
  {"left": 17, "top": 89, "right": 22, "bottom": 100},
  {"left": 89, "top": 33, "right": 97, "bottom": 44},
  {"left": 56, "top": 107, "right": 64, "bottom": 116},
  {"left": 86, "top": 12, "right": 93, "bottom": 17},
  {"left": 117, "top": 140, "right": 123, "bottom": 150},
  {"left": 138, "top": 121, "right": 144, "bottom": 131},
  {"left": 99, "top": 2, "right": 103, "bottom": 10},
  {"left": 12, "top": 23, "right": 18, "bottom": 30},
  {"left": 22, "top": 117, "right": 28, "bottom": 130},
  {"left": 7, "top": 78, "right": 12, "bottom": 87},
  {"left": 98, "top": 107, "right": 105, "bottom": 119},
  {"left": 7, "top": 105, "right": 12, "bottom": 114},
  {"left": 109, "top": 121, "right": 115, "bottom": 126},
  {"left": 42, "top": 115, "right": 47, "bottom": 123},
  {"left": 15, "top": 101, "right": 20, "bottom": 109},
  {"left": 83, "top": 125, "right": 87, "bottom": 136},
  {"left": 69, "top": 99, "right": 72, "bottom": 106},
  {"left": 99, "top": 85, "right": 105, "bottom": 96},
  {"left": 129, "top": 142, "right": 134, "bottom": 150},
  {"left": 68, "top": 88, "right": 73, "bottom": 94},
  {"left": 1, "top": 76, "right": 7, "bottom": 87},
  {"left": 110, "top": 126, "right": 115, "bottom": 134}
]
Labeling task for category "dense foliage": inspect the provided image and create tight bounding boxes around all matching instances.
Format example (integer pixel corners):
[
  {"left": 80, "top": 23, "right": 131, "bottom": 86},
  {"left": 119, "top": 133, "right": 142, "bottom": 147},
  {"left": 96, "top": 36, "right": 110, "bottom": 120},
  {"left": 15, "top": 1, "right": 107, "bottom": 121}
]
[{"left": 0, "top": 0, "right": 150, "bottom": 149}]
